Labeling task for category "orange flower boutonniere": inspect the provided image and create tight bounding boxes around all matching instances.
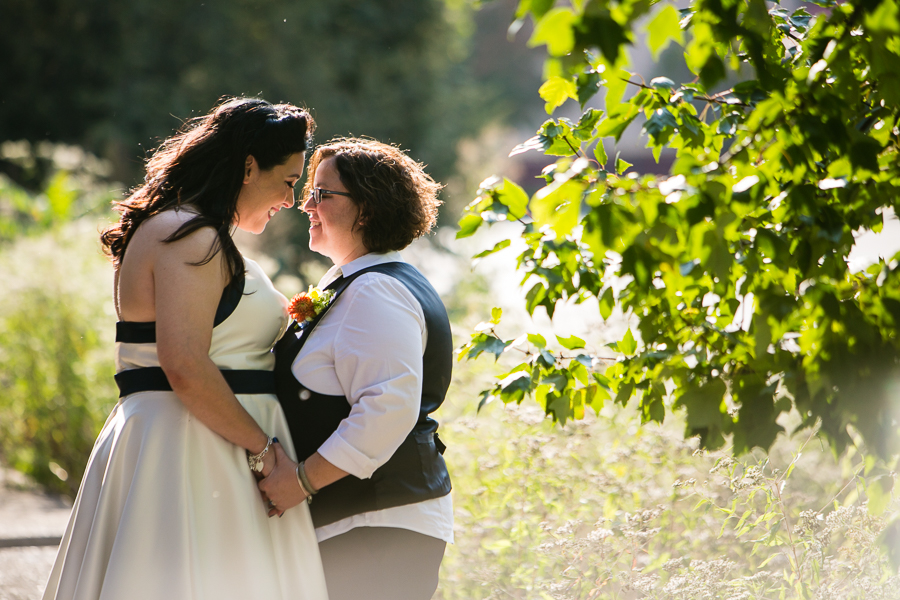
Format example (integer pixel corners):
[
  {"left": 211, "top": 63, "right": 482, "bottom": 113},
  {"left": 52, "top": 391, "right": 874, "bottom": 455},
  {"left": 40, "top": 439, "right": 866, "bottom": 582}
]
[{"left": 288, "top": 286, "right": 336, "bottom": 324}]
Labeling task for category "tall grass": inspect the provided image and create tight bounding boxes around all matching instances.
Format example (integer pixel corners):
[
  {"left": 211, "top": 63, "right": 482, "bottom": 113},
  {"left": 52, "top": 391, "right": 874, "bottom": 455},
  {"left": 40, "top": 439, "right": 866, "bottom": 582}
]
[{"left": 436, "top": 387, "right": 900, "bottom": 599}]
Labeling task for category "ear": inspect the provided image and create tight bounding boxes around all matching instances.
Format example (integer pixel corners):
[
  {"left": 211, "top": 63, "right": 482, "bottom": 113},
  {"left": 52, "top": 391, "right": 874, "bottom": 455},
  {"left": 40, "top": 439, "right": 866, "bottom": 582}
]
[{"left": 243, "top": 156, "right": 257, "bottom": 184}]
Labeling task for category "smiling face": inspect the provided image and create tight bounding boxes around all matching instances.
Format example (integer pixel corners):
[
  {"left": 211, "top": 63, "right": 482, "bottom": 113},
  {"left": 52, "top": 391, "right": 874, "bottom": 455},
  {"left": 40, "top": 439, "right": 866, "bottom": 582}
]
[
  {"left": 234, "top": 152, "right": 305, "bottom": 234},
  {"left": 303, "top": 157, "right": 369, "bottom": 266}
]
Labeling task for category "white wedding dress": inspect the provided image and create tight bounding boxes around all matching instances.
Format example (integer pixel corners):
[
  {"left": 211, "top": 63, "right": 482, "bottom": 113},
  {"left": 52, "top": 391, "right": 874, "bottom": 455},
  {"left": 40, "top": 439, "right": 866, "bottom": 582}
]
[{"left": 42, "top": 257, "right": 328, "bottom": 600}]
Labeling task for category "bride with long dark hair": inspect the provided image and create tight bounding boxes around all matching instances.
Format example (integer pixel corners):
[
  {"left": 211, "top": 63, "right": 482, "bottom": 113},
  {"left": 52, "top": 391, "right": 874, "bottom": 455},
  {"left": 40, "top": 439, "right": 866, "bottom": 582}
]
[{"left": 43, "top": 97, "right": 328, "bottom": 600}]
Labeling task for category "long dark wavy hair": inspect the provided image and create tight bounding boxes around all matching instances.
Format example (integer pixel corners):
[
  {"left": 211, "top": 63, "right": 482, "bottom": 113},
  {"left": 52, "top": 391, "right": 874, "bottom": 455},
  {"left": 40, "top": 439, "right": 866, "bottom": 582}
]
[{"left": 101, "top": 97, "right": 315, "bottom": 283}]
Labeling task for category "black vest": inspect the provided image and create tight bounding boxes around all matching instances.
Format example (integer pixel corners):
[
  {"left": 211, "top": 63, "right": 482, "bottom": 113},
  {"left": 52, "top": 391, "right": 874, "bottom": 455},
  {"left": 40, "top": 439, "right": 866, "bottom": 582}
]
[{"left": 273, "top": 262, "right": 452, "bottom": 528}]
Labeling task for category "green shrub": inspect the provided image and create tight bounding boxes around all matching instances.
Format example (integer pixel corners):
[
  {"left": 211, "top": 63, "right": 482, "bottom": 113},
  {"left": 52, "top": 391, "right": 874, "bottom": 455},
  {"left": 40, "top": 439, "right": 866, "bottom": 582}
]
[{"left": 0, "top": 218, "right": 116, "bottom": 497}]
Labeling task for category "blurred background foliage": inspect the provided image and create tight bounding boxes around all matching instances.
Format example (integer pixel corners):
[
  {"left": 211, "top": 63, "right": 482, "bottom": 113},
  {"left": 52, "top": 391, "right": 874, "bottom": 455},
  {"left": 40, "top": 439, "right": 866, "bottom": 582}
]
[
  {"left": 0, "top": 0, "right": 545, "bottom": 278},
  {"left": 0, "top": 143, "right": 118, "bottom": 496}
]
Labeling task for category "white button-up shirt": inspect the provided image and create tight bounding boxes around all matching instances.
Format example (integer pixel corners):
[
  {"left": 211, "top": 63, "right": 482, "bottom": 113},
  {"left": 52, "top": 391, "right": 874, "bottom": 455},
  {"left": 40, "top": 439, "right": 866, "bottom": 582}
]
[{"left": 291, "top": 251, "right": 453, "bottom": 543}]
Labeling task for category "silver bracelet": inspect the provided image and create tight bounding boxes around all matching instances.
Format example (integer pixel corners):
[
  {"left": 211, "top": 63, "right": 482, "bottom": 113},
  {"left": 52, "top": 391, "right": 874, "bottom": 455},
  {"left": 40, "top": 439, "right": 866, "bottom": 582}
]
[
  {"left": 247, "top": 436, "right": 275, "bottom": 473},
  {"left": 295, "top": 464, "right": 313, "bottom": 504},
  {"left": 297, "top": 460, "right": 319, "bottom": 496}
]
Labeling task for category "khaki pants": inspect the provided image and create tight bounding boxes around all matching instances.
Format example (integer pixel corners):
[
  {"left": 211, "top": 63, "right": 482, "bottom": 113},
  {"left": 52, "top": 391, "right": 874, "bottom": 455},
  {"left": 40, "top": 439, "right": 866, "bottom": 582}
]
[{"left": 318, "top": 526, "right": 446, "bottom": 600}]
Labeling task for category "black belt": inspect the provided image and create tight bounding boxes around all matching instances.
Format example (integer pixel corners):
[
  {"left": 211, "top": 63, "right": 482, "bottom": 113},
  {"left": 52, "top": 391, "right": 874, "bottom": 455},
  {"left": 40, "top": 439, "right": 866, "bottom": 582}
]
[{"left": 115, "top": 367, "right": 276, "bottom": 398}]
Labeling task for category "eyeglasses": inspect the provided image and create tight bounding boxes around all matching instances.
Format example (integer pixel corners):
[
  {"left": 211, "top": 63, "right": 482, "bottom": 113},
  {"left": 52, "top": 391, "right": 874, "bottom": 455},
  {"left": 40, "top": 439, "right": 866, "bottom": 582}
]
[{"left": 307, "top": 187, "right": 353, "bottom": 205}]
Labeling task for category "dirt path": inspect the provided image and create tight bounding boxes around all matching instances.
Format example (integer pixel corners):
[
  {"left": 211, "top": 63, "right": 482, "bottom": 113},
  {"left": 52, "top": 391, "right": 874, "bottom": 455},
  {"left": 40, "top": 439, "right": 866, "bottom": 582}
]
[{"left": 0, "top": 469, "right": 71, "bottom": 600}]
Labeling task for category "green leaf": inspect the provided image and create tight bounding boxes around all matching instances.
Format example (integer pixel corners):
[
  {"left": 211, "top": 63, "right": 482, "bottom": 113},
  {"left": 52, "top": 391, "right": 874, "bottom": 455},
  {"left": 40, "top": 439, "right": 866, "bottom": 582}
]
[
  {"left": 490, "top": 307, "right": 502, "bottom": 324},
  {"left": 646, "top": 4, "right": 685, "bottom": 60},
  {"left": 675, "top": 379, "right": 728, "bottom": 442},
  {"left": 685, "top": 22, "right": 714, "bottom": 75},
  {"left": 548, "top": 390, "right": 575, "bottom": 424},
  {"left": 573, "top": 108, "right": 604, "bottom": 141},
  {"left": 650, "top": 76, "right": 676, "bottom": 89},
  {"left": 528, "top": 333, "right": 548, "bottom": 348},
  {"left": 849, "top": 135, "right": 882, "bottom": 173},
  {"left": 462, "top": 333, "right": 511, "bottom": 362},
  {"left": 497, "top": 178, "right": 530, "bottom": 220},
  {"left": 499, "top": 371, "right": 532, "bottom": 403},
  {"left": 576, "top": 71, "right": 602, "bottom": 108},
  {"left": 575, "top": 8, "right": 630, "bottom": 65},
  {"left": 569, "top": 361, "right": 590, "bottom": 385},
  {"left": 594, "top": 140, "right": 608, "bottom": 167},
  {"left": 472, "top": 239, "right": 512, "bottom": 259},
  {"left": 599, "top": 287, "right": 615, "bottom": 319},
  {"left": 865, "top": 453, "right": 877, "bottom": 476},
  {"left": 557, "top": 334, "right": 586, "bottom": 350},
  {"left": 643, "top": 108, "right": 679, "bottom": 145},
  {"left": 641, "top": 387, "right": 666, "bottom": 423},
  {"left": 602, "top": 62, "right": 631, "bottom": 110},
  {"left": 529, "top": 8, "right": 577, "bottom": 57},
  {"left": 868, "top": 475, "right": 894, "bottom": 516},
  {"left": 531, "top": 180, "right": 584, "bottom": 240},
  {"left": 615, "top": 156, "right": 633, "bottom": 174},
  {"left": 587, "top": 384, "right": 610, "bottom": 412},
  {"left": 539, "top": 76, "right": 579, "bottom": 114},
  {"left": 699, "top": 54, "right": 726, "bottom": 89},
  {"left": 618, "top": 329, "right": 637, "bottom": 355},
  {"left": 528, "top": 118, "right": 580, "bottom": 156},
  {"left": 865, "top": 0, "right": 900, "bottom": 34},
  {"left": 539, "top": 349, "right": 557, "bottom": 368},
  {"left": 754, "top": 316, "right": 772, "bottom": 359},
  {"left": 456, "top": 213, "right": 484, "bottom": 239},
  {"left": 526, "top": 283, "right": 548, "bottom": 316}
]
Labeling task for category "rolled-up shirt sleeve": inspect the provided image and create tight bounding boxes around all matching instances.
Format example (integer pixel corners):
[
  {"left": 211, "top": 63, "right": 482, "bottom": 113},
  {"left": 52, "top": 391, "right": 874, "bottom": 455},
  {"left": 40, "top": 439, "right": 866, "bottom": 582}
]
[{"left": 315, "top": 275, "right": 425, "bottom": 479}]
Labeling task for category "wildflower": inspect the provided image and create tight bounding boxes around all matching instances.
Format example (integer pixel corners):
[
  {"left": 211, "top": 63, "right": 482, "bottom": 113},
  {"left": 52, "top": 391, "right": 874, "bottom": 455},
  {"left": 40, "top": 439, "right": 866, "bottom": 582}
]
[{"left": 710, "top": 456, "right": 736, "bottom": 475}]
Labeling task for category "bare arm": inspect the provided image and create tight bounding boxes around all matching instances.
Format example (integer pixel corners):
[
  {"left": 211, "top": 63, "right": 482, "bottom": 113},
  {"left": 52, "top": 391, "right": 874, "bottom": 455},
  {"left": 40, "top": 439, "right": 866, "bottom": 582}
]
[
  {"left": 258, "top": 447, "right": 347, "bottom": 515},
  {"left": 153, "top": 226, "right": 274, "bottom": 470}
]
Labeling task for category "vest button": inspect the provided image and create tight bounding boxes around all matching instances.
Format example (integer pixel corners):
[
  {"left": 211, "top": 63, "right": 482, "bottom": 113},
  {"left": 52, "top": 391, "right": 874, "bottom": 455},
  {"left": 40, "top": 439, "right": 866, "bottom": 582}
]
[{"left": 299, "top": 389, "right": 311, "bottom": 401}]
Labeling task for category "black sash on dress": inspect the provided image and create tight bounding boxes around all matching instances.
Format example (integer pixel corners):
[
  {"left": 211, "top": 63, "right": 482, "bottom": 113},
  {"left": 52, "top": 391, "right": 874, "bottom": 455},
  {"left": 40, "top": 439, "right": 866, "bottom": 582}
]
[
  {"left": 273, "top": 262, "right": 453, "bottom": 528},
  {"left": 114, "top": 270, "right": 276, "bottom": 397}
]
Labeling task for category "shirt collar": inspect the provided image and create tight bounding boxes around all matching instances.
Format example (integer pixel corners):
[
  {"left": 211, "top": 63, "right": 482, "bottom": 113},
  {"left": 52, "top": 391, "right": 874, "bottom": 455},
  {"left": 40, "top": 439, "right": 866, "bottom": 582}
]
[{"left": 318, "top": 251, "right": 405, "bottom": 287}]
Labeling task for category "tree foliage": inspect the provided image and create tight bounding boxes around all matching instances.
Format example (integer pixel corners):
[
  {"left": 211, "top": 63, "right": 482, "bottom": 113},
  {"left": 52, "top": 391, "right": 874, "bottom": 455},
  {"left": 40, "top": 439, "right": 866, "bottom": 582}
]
[
  {"left": 0, "top": 0, "right": 497, "bottom": 185},
  {"left": 458, "top": 0, "right": 900, "bottom": 459}
]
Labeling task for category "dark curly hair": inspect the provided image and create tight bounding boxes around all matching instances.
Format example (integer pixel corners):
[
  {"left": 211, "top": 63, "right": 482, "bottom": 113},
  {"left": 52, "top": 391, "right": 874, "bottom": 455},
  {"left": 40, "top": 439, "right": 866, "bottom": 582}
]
[
  {"left": 302, "top": 138, "right": 443, "bottom": 253},
  {"left": 101, "top": 96, "right": 315, "bottom": 282}
]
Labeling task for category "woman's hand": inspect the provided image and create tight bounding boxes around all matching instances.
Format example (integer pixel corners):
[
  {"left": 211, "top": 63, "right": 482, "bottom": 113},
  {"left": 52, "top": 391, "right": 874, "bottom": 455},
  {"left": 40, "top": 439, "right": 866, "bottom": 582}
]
[
  {"left": 258, "top": 443, "right": 307, "bottom": 517},
  {"left": 254, "top": 445, "right": 277, "bottom": 480}
]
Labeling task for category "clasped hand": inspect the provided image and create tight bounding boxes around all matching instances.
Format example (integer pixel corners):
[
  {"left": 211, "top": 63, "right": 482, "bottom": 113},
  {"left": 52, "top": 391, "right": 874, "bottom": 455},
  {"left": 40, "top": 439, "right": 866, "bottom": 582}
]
[{"left": 257, "top": 442, "right": 308, "bottom": 517}]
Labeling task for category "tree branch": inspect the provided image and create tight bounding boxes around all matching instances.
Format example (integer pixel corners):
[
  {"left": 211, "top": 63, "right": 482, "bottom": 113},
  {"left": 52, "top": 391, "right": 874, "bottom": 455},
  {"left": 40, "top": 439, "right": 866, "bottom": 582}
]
[{"left": 620, "top": 78, "right": 751, "bottom": 108}]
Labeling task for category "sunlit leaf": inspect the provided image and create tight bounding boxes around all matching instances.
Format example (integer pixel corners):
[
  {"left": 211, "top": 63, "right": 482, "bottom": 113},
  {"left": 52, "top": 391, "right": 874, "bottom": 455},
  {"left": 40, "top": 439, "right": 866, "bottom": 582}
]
[
  {"left": 539, "top": 76, "right": 579, "bottom": 114},
  {"left": 529, "top": 8, "right": 577, "bottom": 57},
  {"left": 557, "top": 334, "right": 586, "bottom": 350},
  {"left": 646, "top": 4, "right": 685, "bottom": 60}
]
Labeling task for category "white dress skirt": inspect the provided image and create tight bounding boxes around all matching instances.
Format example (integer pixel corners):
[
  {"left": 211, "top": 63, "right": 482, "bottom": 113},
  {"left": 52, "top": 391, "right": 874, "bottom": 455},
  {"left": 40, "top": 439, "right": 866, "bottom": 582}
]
[{"left": 42, "top": 257, "right": 328, "bottom": 600}]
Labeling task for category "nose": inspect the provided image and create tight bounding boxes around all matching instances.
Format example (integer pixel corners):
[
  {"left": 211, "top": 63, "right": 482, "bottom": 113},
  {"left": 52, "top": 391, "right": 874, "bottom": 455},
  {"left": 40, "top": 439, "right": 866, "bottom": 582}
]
[{"left": 301, "top": 194, "right": 316, "bottom": 213}]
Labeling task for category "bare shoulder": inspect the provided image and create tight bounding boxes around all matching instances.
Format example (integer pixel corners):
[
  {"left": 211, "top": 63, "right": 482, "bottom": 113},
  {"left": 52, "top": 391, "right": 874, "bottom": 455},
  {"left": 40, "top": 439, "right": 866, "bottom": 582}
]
[
  {"left": 139, "top": 208, "right": 216, "bottom": 241},
  {"left": 131, "top": 209, "right": 221, "bottom": 263}
]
